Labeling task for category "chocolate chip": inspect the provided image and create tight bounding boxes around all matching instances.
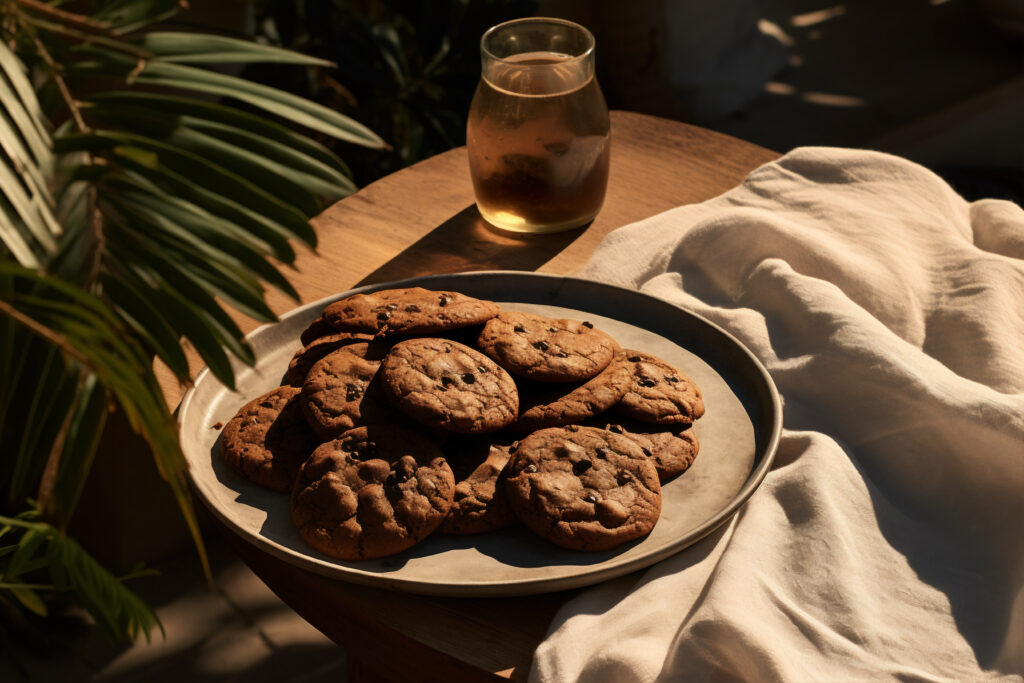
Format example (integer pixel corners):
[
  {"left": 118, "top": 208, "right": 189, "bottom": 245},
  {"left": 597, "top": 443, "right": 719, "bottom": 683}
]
[
  {"left": 637, "top": 378, "right": 657, "bottom": 388},
  {"left": 628, "top": 355, "right": 642, "bottom": 362},
  {"left": 548, "top": 327, "right": 557, "bottom": 332},
  {"left": 260, "top": 401, "right": 274, "bottom": 408},
  {"left": 441, "top": 376, "right": 454, "bottom": 386},
  {"left": 607, "top": 424, "right": 624, "bottom": 434},
  {"left": 376, "top": 311, "right": 390, "bottom": 321},
  {"left": 595, "top": 447, "right": 611, "bottom": 459},
  {"left": 565, "top": 424, "right": 579, "bottom": 432},
  {"left": 573, "top": 460, "right": 592, "bottom": 475},
  {"left": 556, "top": 351, "right": 568, "bottom": 358},
  {"left": 443, "top": 344, "right": 452, "bottom": 353},
  {"left": 532, "top": 340, "right": 549, "bottom": 351},
  {"left": 584, "top": 493, "right": 598, "bottom": 503},
  {"left": 524, "top": 464, "right": 538, "bottom": 473},
  {"left": 665, "top": 376, "right": 679, "bottom": 383},
  {"left": 404, "top": 304, "right": 421, "bottom": 312},
  {"left": 461, "top": 372, "right": 476, "bottom": 384},
  {"left": 582, "top": 321, "right": 594, "bottom": 328},
  {"left": 344, "top": 382, "right": 362, "bottom": 401},
  {"left": 641, "top": 447, "right": 652, "bottom": 457},
  {"left": 439, "top": 295, "right": 449, "bottom": 307},
  {"left": 513, "top": 324, "right": 526, "bottom": 333},
  {"left": 385, "top": 303, "right": 398, "bottom": 311},
  {"left": 477, "top": 365, "right": 487, "bottom": 373}
]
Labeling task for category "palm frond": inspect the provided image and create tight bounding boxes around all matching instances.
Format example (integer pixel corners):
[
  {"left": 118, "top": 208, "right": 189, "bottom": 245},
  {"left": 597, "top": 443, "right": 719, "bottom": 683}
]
[
  {"left": 136, "top": 32, "right": 336, "bottom": 66},
  {"left": 72, "top": 47, "right": 386, "bottom": 148},
  {"left": 0, "top": 263, "right": 209, "bottom": 600},
  {"left": 0, "top": 515, "right": 161, "bottom": 641},
  {"left": 0, "top": 0, "right": 387, "bottom": 644},
  {"left": 0, "top": 41, "right": 58, "bottom": 267}
]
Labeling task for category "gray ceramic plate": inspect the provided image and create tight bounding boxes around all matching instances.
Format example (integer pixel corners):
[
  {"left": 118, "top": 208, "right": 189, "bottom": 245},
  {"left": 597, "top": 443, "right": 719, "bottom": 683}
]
[{"left": 178, "top": 271, "right": 781, "bottom": 596}]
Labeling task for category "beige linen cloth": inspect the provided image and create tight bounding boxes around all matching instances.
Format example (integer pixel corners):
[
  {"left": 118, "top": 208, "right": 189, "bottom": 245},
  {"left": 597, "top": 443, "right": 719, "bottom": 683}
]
[{"left": 531, "top": 148, "right": 1024, "bottom": 682}]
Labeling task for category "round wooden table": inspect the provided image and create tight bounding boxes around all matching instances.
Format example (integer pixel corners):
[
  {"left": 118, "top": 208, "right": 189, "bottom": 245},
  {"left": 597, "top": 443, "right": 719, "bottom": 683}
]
[{"left": 164, "top": 111, "right": 777, "bottom": 682}]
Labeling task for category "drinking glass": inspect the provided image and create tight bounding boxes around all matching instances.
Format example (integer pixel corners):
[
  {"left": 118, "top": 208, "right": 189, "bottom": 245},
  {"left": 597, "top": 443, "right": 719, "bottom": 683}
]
[{"left": 467, "top": 17, "right": 611, "bottom": 234}]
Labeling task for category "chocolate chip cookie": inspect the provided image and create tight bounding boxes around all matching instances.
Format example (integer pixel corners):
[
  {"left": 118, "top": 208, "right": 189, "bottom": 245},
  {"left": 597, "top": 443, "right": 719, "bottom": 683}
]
[
  {"left": 437, "top": 434, "right": 517, "bottom": 535},
  {"left": 477, "top": 311, "right": 616, "bottom": 383},
  {"left": 504, "top": 426, "right": 662, "bottom": 551},
  {"left": 290, "top": 425, "right": 455, "bottom": 560},
  {"left": 282, "top": 332, "right": 375, "bottom": 387},
  {"left": 300, "top": 316, "right": 336, "bottom": 346},
  {"left": 595, "top": 420, "right": 700, "bottom": 482},
  {"left": 219, "top": 386, "right": 319, "bottom": 492},
  {"left": 380, "top": 338, "right": 518, "bottom": 433},
  {"left": 300, "top": 342, "right": 393, "bottom": 439},
  {"left": 322, "top": 287, "right": 499, "bottom": 337},
  {"left": 616, "top": 350, "right": 705, "bottom": 424},
  {"left": 513, "top": 351, "right": 631, "bottom": 432}
]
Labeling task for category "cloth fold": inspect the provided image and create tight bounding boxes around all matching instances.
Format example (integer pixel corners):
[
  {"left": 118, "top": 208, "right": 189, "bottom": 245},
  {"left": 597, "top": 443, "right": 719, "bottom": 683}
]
[{"left": 531, "top": 148, "right": 1024, "bottom": 682}]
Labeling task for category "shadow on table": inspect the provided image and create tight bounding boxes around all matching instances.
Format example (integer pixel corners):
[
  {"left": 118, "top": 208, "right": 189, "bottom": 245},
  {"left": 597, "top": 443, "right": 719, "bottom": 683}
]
[
  {"left": 396, "top": 527, "right": 643, "bottom": 569},
  {"left": 357, "top": 204, "right": 588, "bottom": 286}
]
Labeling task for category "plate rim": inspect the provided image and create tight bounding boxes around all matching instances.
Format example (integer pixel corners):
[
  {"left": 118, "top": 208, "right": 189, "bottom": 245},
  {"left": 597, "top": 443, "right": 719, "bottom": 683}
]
[{"left": 178, "top": 270, "right": 782, "bottom": 595}]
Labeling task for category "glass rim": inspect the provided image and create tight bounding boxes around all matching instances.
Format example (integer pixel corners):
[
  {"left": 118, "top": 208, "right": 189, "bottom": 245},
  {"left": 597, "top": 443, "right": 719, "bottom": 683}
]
[{"left": 480, "top": 16, "right": 596, "bottom": 67}]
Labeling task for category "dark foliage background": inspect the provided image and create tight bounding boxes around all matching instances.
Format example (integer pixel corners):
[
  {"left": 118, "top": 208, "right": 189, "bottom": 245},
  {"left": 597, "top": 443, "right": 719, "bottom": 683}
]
[{"left": 252, "top": 0, "right": 538, "bottom": 184}]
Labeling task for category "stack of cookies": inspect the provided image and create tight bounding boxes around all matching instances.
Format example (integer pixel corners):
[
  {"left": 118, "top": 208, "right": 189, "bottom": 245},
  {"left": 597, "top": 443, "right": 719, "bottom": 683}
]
[{"left": 218, "top": 287, "right": 705, "bottom": 561}]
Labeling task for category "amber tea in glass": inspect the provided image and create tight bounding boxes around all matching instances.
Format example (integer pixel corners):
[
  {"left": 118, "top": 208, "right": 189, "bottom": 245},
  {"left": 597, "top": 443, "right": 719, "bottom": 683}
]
[{"left": 467, "top": 18, "right": 610, "bottom": 233}]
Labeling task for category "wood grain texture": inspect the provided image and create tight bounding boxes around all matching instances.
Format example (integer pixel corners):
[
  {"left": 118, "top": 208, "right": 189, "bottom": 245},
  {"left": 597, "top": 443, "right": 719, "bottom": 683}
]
[{"left": 163, "top": 112, "right": 778, "bottom": 682}]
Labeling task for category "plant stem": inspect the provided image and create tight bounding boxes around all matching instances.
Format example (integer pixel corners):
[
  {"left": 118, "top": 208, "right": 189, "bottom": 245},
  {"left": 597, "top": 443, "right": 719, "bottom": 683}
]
[
  {"left": 36, "top": 367, "right": 88, "bottom": 521},
  {"left": 15, "top": 0, "right": 109, "bottom": 31},
  {"left": 30, "top": 33, "right": 87, "bottom": 133},
  {"left": 0, "top": 300, "right": 91, "bottom": 367},
  {"left": 21, "top": 14, "right": 153, "bottom": 58}
]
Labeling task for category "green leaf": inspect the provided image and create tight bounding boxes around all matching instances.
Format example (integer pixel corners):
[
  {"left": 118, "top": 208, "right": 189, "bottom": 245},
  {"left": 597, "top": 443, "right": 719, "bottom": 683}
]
[
  {"left": 0, "top": 204, "right": 40, "bottom": 268},
  {"left": 137, "top": 32, "right": 335, "bottom": 66},
  {"left": 102, "top": 176, "right": 300, "bottom": 299},
  {"left": 0, "top": 264, "right": 210, "bottom": 603},
  {"left": 72, "top": 50, "right": 385, "bottom": 148},
  {"left": 0, "top": 151, "right": 60, "bottom": 256},
  {"left": 113, "top": 162, "right": 298, "bottom": 263},
  {"left": 57, "top": 130, "right": 317, "bottom": 248},
  {"left": 103, "top": 196, "right": 278, "bottom": 323},
  {"left": 0, "top": 42, "right": 52, "bottom": 167},
  {"left": 109, "top": 256, "right": 237, "bottom": 386},
  {"left": 5, "top": 345, "right": 76, "bottom": 510},
  {"left": 82, "top": 103, "right": 354, "bottom": 203},
  {"left": 92, "top": 0, "right": 182, "bottom": 33},
  {"left": 51, "top": 375, "right": 109, "bottom": 529},
  {"left": 6, "top": 528, "right": 47, "bottom": 580},
  {"left": 85, "top": 92, "right": 353, "bottom": 178},
  {"left": 102, "top": 226, "right": 256, "bottom": 369},
  {"left": 9, "top": 587, "right": 46, "bottom": 617},
  {"left": 139, "top": 124, "right": 323, "bottom": 216},
  {"left": 45, "top": 527, "right": 161, "bottom": 641},
  {"left": 100, "top": 272, "right": 190, "bottom": 381},
  {"left": 0, "top": 106, "right": 53, "bottom": 208},
  {"left": 372, "top": 24, "right": 410, "bottom": 88},
  {"left": 0, "top": 47, "right": 59, "bottom": 263}
]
